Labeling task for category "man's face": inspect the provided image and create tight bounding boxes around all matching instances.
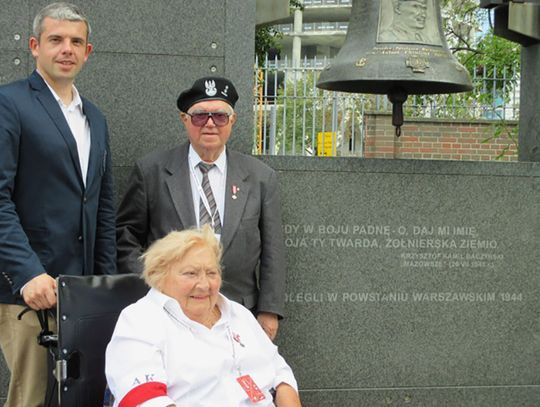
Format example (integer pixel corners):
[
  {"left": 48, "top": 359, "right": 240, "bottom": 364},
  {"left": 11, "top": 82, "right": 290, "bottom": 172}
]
[
  {"left": 399, "top": 0, "right": 427, "bottom": 30},
  {"left": 29, "top": 17, "right": 92, "bottom": 87},
  {"left": 181, "top": 100, "right": 237, "bottom": 160}
]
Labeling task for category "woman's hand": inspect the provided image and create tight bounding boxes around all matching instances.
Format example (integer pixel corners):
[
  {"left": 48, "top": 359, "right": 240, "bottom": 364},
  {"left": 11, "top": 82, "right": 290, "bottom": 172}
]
[{"left": 274, "top": 383, "right": 301, "bottom": 407}]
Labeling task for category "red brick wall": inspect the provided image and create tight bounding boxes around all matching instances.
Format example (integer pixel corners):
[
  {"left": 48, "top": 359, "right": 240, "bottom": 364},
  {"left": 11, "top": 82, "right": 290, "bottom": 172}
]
[{"left": 364, "top": 113, "right": 518, "bottom": 161}]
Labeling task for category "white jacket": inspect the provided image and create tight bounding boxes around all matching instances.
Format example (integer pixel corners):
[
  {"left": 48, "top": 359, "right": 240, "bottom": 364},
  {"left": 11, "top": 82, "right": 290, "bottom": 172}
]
[{"left": 105, "top": 289, "right": 297, "bottom": 407}]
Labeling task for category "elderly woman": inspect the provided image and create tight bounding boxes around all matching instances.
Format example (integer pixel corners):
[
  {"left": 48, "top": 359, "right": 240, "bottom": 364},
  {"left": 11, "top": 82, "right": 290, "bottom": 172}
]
[{"left": 105, "top": 226, "right": 301, "bottom": 407}]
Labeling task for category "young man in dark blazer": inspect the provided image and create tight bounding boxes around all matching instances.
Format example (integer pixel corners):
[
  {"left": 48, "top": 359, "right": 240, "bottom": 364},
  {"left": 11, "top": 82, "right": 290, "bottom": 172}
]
[
  {"left": 0, "top": 4, "right": 115, "bottom": 406},
  {"left": 116, "top": 77, "right": 286, "bottom": 340}
]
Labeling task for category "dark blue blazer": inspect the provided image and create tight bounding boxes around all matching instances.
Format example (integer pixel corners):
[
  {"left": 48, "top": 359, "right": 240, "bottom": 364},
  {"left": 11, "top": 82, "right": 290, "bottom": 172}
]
[{"left": 0, "top": 71, "right": 116, "bottom": 304}]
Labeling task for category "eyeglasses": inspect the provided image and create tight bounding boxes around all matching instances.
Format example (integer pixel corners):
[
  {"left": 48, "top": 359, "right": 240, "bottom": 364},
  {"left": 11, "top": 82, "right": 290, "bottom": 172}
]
[{"left": 185, "top": 111, "right": 231, "bottom": 127}]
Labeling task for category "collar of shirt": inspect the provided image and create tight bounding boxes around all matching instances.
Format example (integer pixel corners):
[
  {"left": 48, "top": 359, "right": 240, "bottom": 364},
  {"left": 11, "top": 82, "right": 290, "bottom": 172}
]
[
  {"left": 36, "top": 69, "right": 83, "bottom": 112},
  {"left": 188, "top": 144, "right": 227, "bottom": 174},
  {"left": 147, "top": 288, "right": 231, "bottom": 329}
]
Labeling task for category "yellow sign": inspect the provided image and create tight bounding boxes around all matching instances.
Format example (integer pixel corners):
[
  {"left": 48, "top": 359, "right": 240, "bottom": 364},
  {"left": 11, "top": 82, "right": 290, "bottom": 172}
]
[{"left": 317, "top": 132, "right": 337, "bottom": 157}]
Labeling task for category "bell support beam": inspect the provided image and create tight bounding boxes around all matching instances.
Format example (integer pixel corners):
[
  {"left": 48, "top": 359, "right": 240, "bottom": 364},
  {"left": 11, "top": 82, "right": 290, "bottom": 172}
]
[{"left": 480, "top": 0, "right": 540, "bottom": 162}]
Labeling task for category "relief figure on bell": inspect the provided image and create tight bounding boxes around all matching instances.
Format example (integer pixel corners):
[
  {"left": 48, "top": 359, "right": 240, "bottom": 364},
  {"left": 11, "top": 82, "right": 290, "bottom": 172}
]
[{"left": 378, "top": 0, "right": 441, "bottom": 45}]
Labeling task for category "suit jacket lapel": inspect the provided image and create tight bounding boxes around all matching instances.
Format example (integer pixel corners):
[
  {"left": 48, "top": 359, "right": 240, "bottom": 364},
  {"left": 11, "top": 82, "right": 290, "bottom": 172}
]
[
  {"left": 221, "top": 151, "right": 250, "bottom": 254},
  {"left": 165, "top": 144, "right": 197, "bottom": 228},
  {"left": 84, "top": 103, "right": 101, "bottom": 188},
  {"left": 30, "top": 72, "right": 84, "bottom": 187}
]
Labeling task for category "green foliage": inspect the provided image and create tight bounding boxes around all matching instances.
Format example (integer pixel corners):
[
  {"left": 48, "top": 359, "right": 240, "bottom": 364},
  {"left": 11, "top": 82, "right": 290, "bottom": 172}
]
[
  {"left": 440, "top": 3, "right": 521, "bottom": 159},
  {"left": 440, "top": 1, "right": 520, "bottom": 76},
  {"left": 441, "top": 2, "right": 521, "bottom": 103},
  {"left": 459, "top": 30, "right": 521, "bottom": 78},
  {"left": 441, "top": 0, "right": 485, "bottom": 53},
  {"left": 255, "top": 26, "right": 282, "bottom": 66},
  {"left": 441, "top": 2, "right": 521, "bottom": 159}
]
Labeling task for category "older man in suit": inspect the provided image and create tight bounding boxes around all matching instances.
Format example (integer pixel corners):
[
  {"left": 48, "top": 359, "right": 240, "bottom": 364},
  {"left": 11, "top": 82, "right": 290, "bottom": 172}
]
[
  {"left": 116, "top": 76, "right": 286, "bottom": 339},
  {"left": 0, "top": 3, "right": 115, "bottom": 406}
]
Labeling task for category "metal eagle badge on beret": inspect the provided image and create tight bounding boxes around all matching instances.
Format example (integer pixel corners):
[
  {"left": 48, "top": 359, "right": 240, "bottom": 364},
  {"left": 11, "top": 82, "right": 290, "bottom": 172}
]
[
  {"left": 205, "top": 80, "right": 217, "bottom": 96},
  {"left": 177, "top": 76, "right": 239, "bottom": 112}
]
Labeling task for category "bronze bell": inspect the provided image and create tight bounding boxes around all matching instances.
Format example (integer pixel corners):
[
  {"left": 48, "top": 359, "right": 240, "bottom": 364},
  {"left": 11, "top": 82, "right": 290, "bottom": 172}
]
[{"left": 317, "top": 0, "right": 472, "bottom": 136}]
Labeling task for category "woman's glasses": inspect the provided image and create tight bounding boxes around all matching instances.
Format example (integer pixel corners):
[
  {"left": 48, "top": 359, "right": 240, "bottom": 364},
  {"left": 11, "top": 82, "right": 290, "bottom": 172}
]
[{"left": 186, "top": 112, "right": 231, "bottom": 127}]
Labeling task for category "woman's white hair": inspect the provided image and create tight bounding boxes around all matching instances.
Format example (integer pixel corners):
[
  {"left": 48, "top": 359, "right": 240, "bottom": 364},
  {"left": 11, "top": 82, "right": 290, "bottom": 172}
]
[{"left": 141, "top": 225, "right": 222, "bottom": 290}]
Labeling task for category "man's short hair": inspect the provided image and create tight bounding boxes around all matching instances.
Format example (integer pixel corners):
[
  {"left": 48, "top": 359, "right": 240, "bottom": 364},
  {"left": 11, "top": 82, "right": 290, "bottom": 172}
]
[{"left": 33, "top": 2, "right": 91, "bottom": 40}]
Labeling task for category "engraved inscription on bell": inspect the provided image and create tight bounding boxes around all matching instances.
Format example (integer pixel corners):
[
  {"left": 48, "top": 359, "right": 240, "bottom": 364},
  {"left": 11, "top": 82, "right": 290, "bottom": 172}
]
[{"left": 378, "top": 0, "right": 442, "bottom": 45}]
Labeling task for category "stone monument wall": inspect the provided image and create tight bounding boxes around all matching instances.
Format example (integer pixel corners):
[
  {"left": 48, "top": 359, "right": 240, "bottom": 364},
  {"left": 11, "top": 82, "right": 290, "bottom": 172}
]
[{"left": 263, "top": 156, "right": 540, "bottom": 406}]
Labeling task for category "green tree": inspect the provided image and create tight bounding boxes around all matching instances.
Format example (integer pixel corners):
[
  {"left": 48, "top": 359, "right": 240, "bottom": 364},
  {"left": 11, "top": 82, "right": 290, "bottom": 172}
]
[
  {"left": 440, "top": 1, "right": 520, "bottom": 85},
  {"left": 441, "top": 0, "right": 485, "bottom": 55},
  {"left": 440, "top": 2, "right": 520, "bottom": 159},
  {"left": 255, "top": 26, "right": 283, "bottom": 66}
]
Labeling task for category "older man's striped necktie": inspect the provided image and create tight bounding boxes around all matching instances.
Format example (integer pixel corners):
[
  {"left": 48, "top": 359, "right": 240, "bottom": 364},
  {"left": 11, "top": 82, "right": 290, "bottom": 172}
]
[{"left": 198, "top": 162, "right": 222, "bottom": 234}]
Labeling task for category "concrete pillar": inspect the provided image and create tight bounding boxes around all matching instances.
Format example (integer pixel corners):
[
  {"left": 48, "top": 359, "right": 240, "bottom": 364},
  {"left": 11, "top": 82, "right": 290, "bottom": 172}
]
[
  {"left": 292, "top": 1, "right": 304, "bottom": 67},
  {"left": 518, "top": 43, "right": 540, "bottom": 162}
]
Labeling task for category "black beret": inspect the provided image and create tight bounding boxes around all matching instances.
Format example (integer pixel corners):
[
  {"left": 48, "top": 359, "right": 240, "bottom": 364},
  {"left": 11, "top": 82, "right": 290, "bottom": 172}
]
[{"left": 177, "top": 76, "right": 239, "bottom": 112}]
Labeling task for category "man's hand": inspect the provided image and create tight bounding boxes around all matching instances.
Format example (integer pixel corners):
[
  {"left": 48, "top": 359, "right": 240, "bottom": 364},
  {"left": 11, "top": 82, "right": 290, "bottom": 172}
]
[
  {"left": 257, "top": 312, "right": 279, "bottom": 340},
  {"left": 22, "top": 274, "right": 57, "bottom": 310}
]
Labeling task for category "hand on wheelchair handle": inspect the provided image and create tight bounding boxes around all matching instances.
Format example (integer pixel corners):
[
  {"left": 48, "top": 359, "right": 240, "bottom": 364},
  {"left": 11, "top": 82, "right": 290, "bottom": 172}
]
[{"left": 22, "top": 273, "right": 58, "bottom": 310}]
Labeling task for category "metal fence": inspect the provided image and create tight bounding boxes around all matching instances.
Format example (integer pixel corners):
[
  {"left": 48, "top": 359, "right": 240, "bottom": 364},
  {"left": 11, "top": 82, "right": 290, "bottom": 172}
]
[
  {"left": 253, "top": 55, "right": 520, "bottom": 156},
  {"left": 303, "top": 0, "right": 352, "bottom": 5}
]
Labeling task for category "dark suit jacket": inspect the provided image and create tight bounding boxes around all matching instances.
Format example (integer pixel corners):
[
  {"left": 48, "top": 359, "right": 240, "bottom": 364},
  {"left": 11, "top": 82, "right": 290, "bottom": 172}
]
[
  {"left": 0, "top": 71, "right": 116, "bottom": 304},
  {"left": 116, "top": 142, "right": 286, "bottom": 317}
]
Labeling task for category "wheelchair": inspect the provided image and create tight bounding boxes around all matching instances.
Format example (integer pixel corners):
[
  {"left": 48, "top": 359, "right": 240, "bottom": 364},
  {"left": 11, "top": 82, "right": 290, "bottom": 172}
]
[{"left": 36, "top": 274, "right": 149, "bottom": 407}]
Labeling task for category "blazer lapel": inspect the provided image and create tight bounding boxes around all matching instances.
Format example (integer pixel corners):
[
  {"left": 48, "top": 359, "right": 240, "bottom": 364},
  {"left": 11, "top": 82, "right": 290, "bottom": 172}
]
[
  {"left": 221, "top": 152, "right": 250, "bottom": 254},
  {"left": 30, "top": 72, "right": 84, "bottom": 187},
  {"left": 84, "top": 104, "right": 101, "bottom": 188},
  {"left": 165, "top": 144, "right": 197, "bottom": 228}
]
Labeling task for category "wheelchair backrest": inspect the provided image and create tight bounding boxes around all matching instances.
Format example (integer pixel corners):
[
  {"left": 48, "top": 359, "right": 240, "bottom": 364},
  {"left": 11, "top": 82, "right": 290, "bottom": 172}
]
[{"left": 56, "top": 274, "right": 149, "bottom": 407}]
